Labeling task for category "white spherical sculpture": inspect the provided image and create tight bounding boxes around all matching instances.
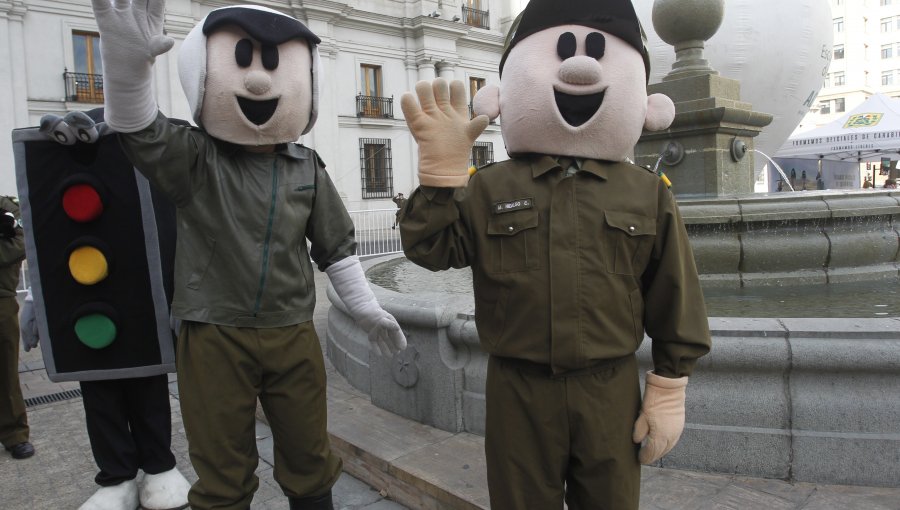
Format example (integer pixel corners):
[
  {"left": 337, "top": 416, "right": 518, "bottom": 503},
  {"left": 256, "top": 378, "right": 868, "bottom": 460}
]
[{"left": 633, "top": 0, "right": 834, "bottom": 163}]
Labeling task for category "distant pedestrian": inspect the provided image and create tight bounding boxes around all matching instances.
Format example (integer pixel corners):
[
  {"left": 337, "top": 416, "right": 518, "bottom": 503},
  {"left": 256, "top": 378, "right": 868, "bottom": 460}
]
[
  {"left": 392, "top": 192, "right": 407, "bottom": 229},
  {"left": 0, "top": 196, "right": 33, "bottom": 461},
  {"left": 801, "top": 170, "right": 807, "bottom": 190}
]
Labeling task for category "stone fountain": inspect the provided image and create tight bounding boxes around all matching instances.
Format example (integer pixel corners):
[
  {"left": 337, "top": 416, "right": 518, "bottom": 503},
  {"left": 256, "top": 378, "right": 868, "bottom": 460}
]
[{"left": 327, "top": 0, "right": 900, "bottom": 489}]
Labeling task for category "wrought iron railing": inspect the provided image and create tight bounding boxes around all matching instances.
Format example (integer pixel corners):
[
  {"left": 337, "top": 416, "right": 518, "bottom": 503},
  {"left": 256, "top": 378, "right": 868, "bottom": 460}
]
[
  {"left": 462, "top": 6, "right": 490, "bottom": 29},
  {"left": 346, "top": 208, "right": 403, "bottom": 257},
  {"left": 356, "top": 95, "right": 394, "bottom": 118},
  {"left": 63, "top": 70, "right": 104, "bottom": 104}
]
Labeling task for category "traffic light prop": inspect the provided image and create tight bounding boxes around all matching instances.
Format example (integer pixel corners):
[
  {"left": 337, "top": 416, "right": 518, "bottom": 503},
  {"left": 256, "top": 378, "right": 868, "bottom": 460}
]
[{"left": 13, "top": 110, "right": 177, "bottom": 382}]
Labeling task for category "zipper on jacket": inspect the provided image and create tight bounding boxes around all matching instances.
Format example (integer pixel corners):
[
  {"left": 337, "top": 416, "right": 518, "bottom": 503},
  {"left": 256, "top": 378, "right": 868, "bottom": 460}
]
[{"left": 253, "top": 159, "right": 279, "bottom": 316}]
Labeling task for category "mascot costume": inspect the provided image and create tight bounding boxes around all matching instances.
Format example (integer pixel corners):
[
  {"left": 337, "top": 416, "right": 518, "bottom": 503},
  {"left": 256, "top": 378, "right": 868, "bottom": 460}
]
[
  {"left": 14, "top": 108, "right": 190, "bottom": 510},
  {"left": 399, "top": 0, "right": 711, "bottom": 508},
  {"left": 88, "top": 1, "right": 406, "bottom": 509}
]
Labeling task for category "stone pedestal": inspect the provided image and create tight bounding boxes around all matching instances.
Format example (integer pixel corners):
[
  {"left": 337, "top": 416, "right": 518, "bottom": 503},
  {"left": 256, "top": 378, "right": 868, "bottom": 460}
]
[{"left": 635, "top": 73, "right": 773, "bottom": 197}]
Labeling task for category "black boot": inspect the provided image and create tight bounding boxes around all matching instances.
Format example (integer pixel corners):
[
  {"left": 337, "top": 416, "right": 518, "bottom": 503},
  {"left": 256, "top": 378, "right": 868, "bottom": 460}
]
[{"left": 288, "top": 491, "right": 334, "bottom": 510}]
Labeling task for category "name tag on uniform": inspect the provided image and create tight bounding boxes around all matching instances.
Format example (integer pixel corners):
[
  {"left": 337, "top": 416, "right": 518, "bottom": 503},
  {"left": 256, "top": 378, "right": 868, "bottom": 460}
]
[{"left": 493, "top": 197, "right": 534, "bottom": 214}]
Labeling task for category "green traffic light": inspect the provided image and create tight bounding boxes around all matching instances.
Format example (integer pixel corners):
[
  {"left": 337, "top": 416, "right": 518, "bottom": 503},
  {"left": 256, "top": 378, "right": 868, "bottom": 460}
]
[{"left": 74, "top": 313, "right": 117, "bottom": 349}]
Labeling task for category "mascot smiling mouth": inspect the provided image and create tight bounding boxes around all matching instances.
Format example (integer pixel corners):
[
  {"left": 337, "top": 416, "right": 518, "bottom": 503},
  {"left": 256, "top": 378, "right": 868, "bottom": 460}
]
[
  {"left": 554, "top": 89, "right": 605, "bottom": 127},
  {"left": 237, "top": 96, "right": 280, "bottom": 126}
]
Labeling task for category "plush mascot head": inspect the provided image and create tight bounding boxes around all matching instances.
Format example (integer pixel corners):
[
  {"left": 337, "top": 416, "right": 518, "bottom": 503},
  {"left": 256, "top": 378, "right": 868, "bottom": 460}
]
[
  {"left": 178, "top": 5, "right": 321, "bottom": 146},
  {"left": 473, "top": 0, "right": 675, "bottom": 161}
]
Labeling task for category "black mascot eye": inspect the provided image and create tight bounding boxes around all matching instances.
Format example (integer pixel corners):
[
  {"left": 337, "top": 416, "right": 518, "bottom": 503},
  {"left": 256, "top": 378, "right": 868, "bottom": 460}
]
[
  {"left": 235, "top": 39, "right": 253, "bottom": 67},
  {"left": 586, "top": 32, "right": 606, "bottom": 59},
  {"left": 557, "top": 32, "right": 577, "bottom": 60},
  {"left": 261, "top": 45, "right": 279, "bottom": 70}
]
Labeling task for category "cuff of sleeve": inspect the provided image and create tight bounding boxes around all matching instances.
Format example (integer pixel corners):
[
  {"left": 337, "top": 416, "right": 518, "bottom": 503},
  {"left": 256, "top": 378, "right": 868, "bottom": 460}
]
[
  {"left": 418, "top": 172, "right": 469, "bottom": 188},
  {"left": 646, "top": 371, "right": 689, "bottom": 389}
]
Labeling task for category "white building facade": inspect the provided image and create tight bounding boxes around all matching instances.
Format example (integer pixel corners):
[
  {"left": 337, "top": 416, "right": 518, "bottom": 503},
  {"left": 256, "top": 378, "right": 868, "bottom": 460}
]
[
  {"left": 0, "top": 0, "right": 516, "bottom": 208},
  {"left": 803, "top": 0, "right": 900, "bottom": 129}
]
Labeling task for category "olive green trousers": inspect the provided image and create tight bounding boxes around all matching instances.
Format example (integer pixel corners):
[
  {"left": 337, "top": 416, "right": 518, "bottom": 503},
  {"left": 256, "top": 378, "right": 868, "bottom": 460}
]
[
  {"left": 485, "top": 354, "right": 641, "bottom": 510},
  {"left": 0, "top": 298, "right": 28, "bottom": 449},
  {"left": 177, "top": 321, "right": 341, "bottom": 510}
]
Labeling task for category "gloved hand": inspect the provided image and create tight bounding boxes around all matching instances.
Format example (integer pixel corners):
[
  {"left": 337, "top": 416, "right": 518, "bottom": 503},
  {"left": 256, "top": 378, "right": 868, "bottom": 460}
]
[
  {"left": 90, "top": 0, "right": 174, "bottom": 132},
  {"left": 325, "top": 256, "right": 407, "bottom": 357},
  {"left": 632, "top": 371, "right": 689, "bottom": 465},
  {"left": 400, "top": 78, "right": 489, "bottom": 188},
  {"left": 0, "top": 210, "right": 15, "bottom": 238},
  {"left": 20, "top": 293, "right": 40, "bottom": 352}
]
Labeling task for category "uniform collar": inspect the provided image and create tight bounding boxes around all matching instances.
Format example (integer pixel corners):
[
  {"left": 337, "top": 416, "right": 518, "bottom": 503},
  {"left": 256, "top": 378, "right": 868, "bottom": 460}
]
[
  {"left": 218, "top": 140, "right": 309, "bottom": 160},
  {"left": 529, "top": 154, "right": 612, "bottom": 180}
]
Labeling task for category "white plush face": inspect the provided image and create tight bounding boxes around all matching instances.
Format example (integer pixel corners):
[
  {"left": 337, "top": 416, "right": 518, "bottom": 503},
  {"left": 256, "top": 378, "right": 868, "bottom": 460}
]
[
  {"left": 200, "top": 26, "right": 312, "bottom": 146},
  {"left": 499, "top": 25, "right": 649, "bottom": 161}
]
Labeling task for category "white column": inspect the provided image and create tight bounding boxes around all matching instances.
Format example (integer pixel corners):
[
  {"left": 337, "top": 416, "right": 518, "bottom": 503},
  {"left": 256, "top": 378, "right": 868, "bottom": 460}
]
[
  {"left": 0, "top": 3, "right": 28, "bottom": 195},
  {"left": 437, "top": 63, "right": 456, "bottom": 81},
  {"left": 417, "top": 60, "right": 436, "bottom": 81}
]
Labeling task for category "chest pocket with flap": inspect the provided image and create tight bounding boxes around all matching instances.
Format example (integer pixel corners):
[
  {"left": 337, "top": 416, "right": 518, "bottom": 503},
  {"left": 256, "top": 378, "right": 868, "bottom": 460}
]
[
  {"left": 603, "top": 210, "right": 656, "bottom": 276},
  {"left": 486, "top": 207, "right": 541, "bottom": 273}
]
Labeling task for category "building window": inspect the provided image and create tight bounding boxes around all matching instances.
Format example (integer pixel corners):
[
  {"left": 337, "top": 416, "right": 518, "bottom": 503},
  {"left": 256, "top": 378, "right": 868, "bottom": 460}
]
[
  {"left": 359, "top": 138, "right": 393, "bottom": 199},
  {"left": 882, "top": 44, "right": 893, "bottom": 59},
  {"left": 882, "top": 17, "right": 892, "bottom": 32},
  {"left": 357, "top": 64, "right": 393, "bottom": 118},
  {"left": 834, "top": 71, "right": 845, "bottom": 86},
  {"left": 883, "top": 70, "right": 895, "bottom": 85},
  {"left": 834, "top": 17, "right": 844, "bottom": 32},
  {"left": 833, "top": 44, "right": 844, "bottom": 59},
  {"left": 468, "top": 77, "right": 486, "bottom": 118},
  {"left": 819, "top": 101, "right": 831, "bottom": 114},
  {"left": 462, "top": 0, "right": 490, "bottom": 29},
  {"left": 470, "top": 141, "right": 494, "bottom": 169},
  {"left": 883, "top": 0, "right": 892, "bottom": 6},
  {"left": 835, "top": 97, "right": 846, "bottom": 113},
  {"left": 65, "top": 31, "right": 104, "bottom": 103}
]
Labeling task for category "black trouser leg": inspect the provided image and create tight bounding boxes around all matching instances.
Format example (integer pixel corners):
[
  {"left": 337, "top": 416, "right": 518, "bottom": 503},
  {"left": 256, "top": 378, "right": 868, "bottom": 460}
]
[
  {"left": 288, "top": 491, "right": 333, "bottom": 510},
  {"left": 123, "top": 374, "right": 177, "bottom": 476},
  {"left": 81, "top": 379, "right": 139, "bottom": 486},
  {"left": 81, "top": 375, "right": 176, "bottom": 486}
]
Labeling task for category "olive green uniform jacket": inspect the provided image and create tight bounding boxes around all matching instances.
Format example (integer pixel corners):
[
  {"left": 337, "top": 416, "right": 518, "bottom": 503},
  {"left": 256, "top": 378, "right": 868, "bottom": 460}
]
[
  {"left": 0, "top": 196, "right": 24, "bottom": 301},
  {"left": 119, "top": 114, "right": 356, "bottom": 328},
  {"left": 400, "top": 155, "right": 711, "bottom": 377}
]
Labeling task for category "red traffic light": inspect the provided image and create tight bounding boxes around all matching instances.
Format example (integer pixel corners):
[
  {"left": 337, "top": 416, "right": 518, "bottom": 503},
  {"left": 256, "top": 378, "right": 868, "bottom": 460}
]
[{"left": 62, "top": 183, "right": 103, "bottom": 222}]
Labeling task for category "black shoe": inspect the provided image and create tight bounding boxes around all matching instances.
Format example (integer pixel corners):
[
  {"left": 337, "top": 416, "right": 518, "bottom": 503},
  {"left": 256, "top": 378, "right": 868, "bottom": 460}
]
[
  {"left": 288, "top": 491, "right": 333, "bottom": 510},
  {"left": 5, "top": 441, "right": 35, "bottom": 459}
]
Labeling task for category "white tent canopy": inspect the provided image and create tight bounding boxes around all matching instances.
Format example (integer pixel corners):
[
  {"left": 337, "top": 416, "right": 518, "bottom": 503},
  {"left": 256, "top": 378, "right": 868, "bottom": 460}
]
[{"left": 776, "top": 93, "right": 900, "bottom": 161}]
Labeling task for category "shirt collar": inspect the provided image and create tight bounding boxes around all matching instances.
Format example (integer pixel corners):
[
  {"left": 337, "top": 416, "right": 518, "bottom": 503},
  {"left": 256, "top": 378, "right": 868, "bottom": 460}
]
[
  {"left": 529, "top": 154, "right": 611, "bottom": 180},
  {"left": 218, "top": 140, "right": 309, "bottom": 160}
]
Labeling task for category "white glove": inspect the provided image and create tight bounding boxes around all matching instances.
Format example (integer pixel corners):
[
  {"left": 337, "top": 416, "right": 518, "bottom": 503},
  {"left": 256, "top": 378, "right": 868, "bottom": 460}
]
[
  {"left": 400, "top": 78, "right": 489, "bottom": 187},
  {"left": 20, "top": 289, "right": 39, "bottom": 352},
  {"left": 326, "top": 256, "right": 407, "bottom": 357},
  {"left": 90, "top": 0, "right": 174, "bottom": 132},
  {"left": 632, "top": 371, "right": 689, "bottom": 464}
]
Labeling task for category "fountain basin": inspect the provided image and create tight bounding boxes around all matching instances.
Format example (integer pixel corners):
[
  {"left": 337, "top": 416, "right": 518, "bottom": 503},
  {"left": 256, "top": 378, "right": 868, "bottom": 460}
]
[
  {"left": 326, "top": 255, "right": 900, "bottom": 488},
  {"left": 679, "top": 189, "right": 900, "bottom": 287}
]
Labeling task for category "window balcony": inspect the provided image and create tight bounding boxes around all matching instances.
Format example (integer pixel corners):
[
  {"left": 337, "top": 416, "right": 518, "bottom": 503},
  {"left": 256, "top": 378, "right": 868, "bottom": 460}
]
[
  {"left": 356, "top": 95, "right": 394, "bottom": 119},
  {"left": 462, "top": 6, "right": 490, "bottom": 29},
  {"left": 64, "top": 70, "right": 104, "bottom": 104}
]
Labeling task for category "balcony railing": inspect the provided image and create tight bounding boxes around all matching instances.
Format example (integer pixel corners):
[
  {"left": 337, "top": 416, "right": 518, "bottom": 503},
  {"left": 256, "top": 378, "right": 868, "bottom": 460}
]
[
  {"left": 64, "top": 70, "right": 104, "bottom": 104},
  {"left": 356, "top": 95, "right": 394, "bottom": 119},
  {"left": 462, "top": 6, "right": 490, "bottom": 29}
]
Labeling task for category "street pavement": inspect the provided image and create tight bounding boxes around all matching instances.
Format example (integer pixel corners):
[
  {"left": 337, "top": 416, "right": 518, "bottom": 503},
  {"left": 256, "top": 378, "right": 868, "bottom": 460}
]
[{"left": 4, "top": 262, "right": 900, "bottom": 509}]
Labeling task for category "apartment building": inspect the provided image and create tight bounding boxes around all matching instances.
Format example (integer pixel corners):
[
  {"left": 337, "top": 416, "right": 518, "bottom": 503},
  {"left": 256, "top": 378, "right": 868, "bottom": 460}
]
[
  {"left": 803, "top": 0, "right": 900, "bottom": 129},
  {"left": 0, "top": 0, "right": 515, "bottom": 208}
]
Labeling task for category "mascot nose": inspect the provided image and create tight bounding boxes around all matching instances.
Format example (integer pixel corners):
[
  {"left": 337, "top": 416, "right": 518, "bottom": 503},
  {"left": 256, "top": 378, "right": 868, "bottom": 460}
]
[
  {"left": 558, "top": 56, "right": 602, "bottom": 86},
  {"left": 244, "top": 70, "right": 273, "bottom": 96}
]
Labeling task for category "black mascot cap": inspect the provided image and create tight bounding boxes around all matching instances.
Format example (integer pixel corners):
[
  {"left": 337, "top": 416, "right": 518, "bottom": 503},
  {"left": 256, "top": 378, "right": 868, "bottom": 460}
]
[
  {"left": 203, "top": 6, "right": 322, "bottom": 46},
  {"left": 500, "top": 0, "right": 650, "bottom": 80}
]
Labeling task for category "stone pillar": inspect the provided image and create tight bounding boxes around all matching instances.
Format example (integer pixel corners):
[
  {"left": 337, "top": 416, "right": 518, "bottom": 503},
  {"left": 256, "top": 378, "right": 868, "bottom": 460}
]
[
  {"left": 437, "top": 62, "right": 456, "bottom": 81},
  {"left": 634, "top": 0, "right": 772, "bottom": 198},
  {"left": 417, "top": 60, "right": 436, "bottom": 81},
  {"left": 0, "top": 1, "right": 27, "bottom": 195}
]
